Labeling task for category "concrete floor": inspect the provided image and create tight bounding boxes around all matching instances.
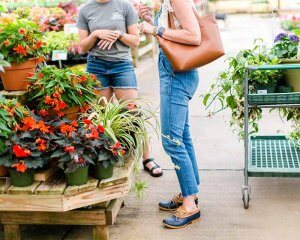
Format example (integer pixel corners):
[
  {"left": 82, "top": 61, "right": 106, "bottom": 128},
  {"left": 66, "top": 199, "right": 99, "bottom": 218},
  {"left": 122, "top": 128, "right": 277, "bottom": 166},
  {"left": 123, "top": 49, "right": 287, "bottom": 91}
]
[{"left": 1, "top": 14, "right": 299, "bottom": 240}]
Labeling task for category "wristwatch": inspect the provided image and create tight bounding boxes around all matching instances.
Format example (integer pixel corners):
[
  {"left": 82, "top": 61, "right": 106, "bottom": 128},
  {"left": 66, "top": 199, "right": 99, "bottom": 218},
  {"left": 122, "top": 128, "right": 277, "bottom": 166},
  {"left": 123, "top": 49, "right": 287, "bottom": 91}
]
[{"left": 157, "top": 27, "right": 165, "bottom": 38}]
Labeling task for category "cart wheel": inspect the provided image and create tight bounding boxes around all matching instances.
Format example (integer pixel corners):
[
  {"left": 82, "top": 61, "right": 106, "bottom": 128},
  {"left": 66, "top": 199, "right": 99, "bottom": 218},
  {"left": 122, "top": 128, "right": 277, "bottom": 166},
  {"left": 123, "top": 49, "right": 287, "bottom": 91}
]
[{"left": 242, "top": 189, "right": 250, "bottom": 209}]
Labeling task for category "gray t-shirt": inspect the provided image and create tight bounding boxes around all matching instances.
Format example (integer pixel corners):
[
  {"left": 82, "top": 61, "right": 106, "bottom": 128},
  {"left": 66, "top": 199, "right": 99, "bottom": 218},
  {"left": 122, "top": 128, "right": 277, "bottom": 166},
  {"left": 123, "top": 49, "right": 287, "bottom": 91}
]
[{"left": 76, "top": 0, "right": 138, "bottom": 62}]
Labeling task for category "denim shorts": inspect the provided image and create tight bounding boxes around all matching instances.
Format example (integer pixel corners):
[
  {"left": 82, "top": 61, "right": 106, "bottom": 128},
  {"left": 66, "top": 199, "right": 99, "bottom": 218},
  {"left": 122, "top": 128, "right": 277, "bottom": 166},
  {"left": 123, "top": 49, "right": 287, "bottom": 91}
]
[{"left": 86, "top": 55, "right": 138, "bottom": 90}]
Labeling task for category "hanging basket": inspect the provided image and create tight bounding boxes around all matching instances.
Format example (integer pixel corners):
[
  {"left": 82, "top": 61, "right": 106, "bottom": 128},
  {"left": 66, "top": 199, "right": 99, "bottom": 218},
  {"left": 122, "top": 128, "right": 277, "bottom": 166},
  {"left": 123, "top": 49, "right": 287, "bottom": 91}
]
[{"left": 0, "top": 59, "right": 37, "bottom": 91}]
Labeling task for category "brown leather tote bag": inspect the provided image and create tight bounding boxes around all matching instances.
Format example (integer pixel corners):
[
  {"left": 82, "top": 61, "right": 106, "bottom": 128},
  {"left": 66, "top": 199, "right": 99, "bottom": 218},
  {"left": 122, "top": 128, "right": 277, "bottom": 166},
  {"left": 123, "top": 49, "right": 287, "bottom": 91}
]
[{"left": 156, "top": 8, "right": 225, "bottom": 72}]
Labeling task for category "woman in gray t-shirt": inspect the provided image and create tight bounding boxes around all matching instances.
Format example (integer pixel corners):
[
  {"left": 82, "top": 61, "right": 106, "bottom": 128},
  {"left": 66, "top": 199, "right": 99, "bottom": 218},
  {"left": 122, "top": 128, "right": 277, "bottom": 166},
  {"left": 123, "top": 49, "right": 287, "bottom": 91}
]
[{"left": 77, "top": 0, "right": 162, "bottom": 177}]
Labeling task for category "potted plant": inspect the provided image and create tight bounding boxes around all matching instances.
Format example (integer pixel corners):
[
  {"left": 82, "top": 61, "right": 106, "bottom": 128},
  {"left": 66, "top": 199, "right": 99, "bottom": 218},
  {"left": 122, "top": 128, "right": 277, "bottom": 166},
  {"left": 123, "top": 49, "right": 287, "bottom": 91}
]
[
  {"left": 0, "top": 114, "right": 53, "bottom": 186},
  {"left": 24, "top": 66, "right": 100, "bottom": 119},
  {"left": 0, "top": 96, "right": 29, "bottom": 176},
  {"left": 88, "top": 98, "right": 157, "bottom": 167},
  {"left": 79, "top": 119, "right": 125, "bottom": 179},
  {"left": 50, "top": 118, "right": 97, "bottom": 186},
  {"left": 271, "top": 33, "right": 300, "bottom": 92},
  {"left": 203, "top": 39, "right": 282, "bottom": 138},
  {"left": 0, "top": 18, "right": 46, "bottom": 90}
]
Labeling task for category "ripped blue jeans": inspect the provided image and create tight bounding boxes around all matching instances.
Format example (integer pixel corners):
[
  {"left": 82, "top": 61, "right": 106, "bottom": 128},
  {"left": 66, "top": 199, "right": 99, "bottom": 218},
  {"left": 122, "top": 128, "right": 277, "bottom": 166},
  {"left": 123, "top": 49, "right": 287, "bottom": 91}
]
[{"left": 159, "top": 51, "right": 200, "bottom": 197}]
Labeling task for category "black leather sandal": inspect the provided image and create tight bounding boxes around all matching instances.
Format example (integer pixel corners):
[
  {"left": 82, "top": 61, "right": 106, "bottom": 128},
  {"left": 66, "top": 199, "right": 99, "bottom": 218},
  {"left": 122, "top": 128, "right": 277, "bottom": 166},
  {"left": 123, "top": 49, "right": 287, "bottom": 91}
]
[{"left": 143, "top": 158, "right": 163, "bottom": 177}]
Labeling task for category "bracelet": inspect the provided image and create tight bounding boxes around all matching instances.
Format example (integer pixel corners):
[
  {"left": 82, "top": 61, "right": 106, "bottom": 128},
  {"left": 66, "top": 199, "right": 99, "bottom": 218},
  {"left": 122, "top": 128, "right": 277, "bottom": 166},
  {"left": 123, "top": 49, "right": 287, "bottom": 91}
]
[
  {"left": 157, "top": 27, "right": 165, "bottom": 38},
  {"left": 152, "top": 27, "right": 158, "bottom": 36}
]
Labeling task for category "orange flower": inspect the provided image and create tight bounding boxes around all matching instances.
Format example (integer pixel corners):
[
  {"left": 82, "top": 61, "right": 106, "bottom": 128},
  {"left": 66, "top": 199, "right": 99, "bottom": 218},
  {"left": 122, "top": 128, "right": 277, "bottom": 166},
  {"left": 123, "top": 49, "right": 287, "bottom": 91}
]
[
  {"left": 80, "top": 104, "right": 90, "bottom": 113},
  {"left": 37, "top": 120, "right": 50, "bottom": 134},
  {"left": 38, "top": 73, "right": 44, "bottom": 79},
  {"left": 36, "top": 56, "right": 44, "bottom": 64},
  {"left": 3, "top": 40, "right": 9, "bottom": 46},
  {"left": 11, "top": 161, "right": 28, "bottom": 173},
  {"left": 57, "top": 111, "right": 65, "bottom": 117},
  {"left": 13, "top": 45, "right": 29, "bottom": 56},
  {"left": 34, "top": 41, "right": 43, "bottom": 49},
  {"left": 20, "top": 116, "right": 36, "bottom": 131},
  {"left": 19, "top": 28, "right": 27, "bottom": 35},
  {"left": 45, "top": 96, "right": 55, "bottom": 105},
  {"left": 36, "top": 138, "right": 47, "bottom": 151},
  {"left": 60, "top": 123, "right": 76, "bottom": 136},
  {"left": 37, "top": 144, "right": 47, "bottom": 151},
  {"left": 71, "top": 121, "right": 78, "bottom": 127}
]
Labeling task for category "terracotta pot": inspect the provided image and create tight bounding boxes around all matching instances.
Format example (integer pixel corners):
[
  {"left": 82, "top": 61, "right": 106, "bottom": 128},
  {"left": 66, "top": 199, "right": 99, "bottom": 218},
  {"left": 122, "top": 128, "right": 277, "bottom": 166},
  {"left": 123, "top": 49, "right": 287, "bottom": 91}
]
[
  {"left": 48, "top": 106, "right": 81, "bottom": 120},
  {"left": 281, "top": 59, "right": 300, "bottom": 92},
  {"left": 0, "top": 166, "right": 9, "bottom": 177},
  {"left": 0, "top": 59, "right": 37, "bottom": 91}
]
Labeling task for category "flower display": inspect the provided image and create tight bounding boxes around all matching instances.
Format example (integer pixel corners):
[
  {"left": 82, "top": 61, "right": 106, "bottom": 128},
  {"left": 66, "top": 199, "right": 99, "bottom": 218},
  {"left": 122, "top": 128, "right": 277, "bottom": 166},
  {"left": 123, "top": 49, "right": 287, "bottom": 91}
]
[
  {"left": 23, "top": 66, "right": 101, "bottom": 117},
  {"left": 0, "top": 18, "right": 47, "bottom": 64}
]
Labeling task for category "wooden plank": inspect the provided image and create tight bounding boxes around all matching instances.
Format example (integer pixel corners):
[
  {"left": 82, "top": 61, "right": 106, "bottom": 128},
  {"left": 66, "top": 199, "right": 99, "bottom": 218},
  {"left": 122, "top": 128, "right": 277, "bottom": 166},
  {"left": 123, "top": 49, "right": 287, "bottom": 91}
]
[
  {"left": 0, "top": 209, "right": 106, "bottom": 225},
  {"left": 93, "top": 201, "right": 111, "bottom": 209},
  {"left": 6, "top": 181, "right": 41, "bottom": 195},
  {"left": 63, "top": 181, "right": 131, "bottom": 211},
  {"left": 0, "top": 195, "right": 64, "bottom": 212},
  {"left": 64, "top": 177, "right": 99, "bottom": 197},
  {"left": 4, "top": 224, "right": 20, "bottom": 240},
  {"left": 35, "top": 173, "right": 67, "bottom": 195},
  {"left": 34, "top": 167, "right": 59, "bottom": 182},
  {"left": 105, "top": 198, "right": 124, "bottom": 225},
  {"left": 0, "top": 178, "right": 11, "bottom": 194},
  {"left": 98, "top": 159, "right": 134, "bottom": 188},
  {"left": 93, "top": 225, "right": 109, "bottom": 240}
]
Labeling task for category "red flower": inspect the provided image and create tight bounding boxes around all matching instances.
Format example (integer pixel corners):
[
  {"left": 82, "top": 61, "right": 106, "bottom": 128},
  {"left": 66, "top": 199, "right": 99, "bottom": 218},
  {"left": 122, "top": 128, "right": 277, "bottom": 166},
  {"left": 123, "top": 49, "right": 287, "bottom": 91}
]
[
  {"left": 53, "top": 91, "right": 61, "bottom": 98},
  {"left": 18, "top": 28, "right": 27, "bottom": 35},
  {"left": 97, "top": 125, "right": 105, "bottom": 133},
  {"left": 115, "top": 142, "right": 121, "bottom": 148},
  {"left": 80, "top": 104, "right": 90, "bottom": 113},
  {"left": 71, "top": 121, "right": 78, "bottom": 127},
  {"left": 64, "top": 146, "right": 75, "bottom": 153},
  {"left": 39, "top": 109, "right": 48, "bottom": 117},
  {"left": 58, "top": 101, "right": 67, "bottom": 110},
  {"left": 13, "top": 145, "right": 31, "bottom": 158},
  {"left": 27, "top": 72, "right": 34, "bottom": 78},
  {"left": 82, "top": 119, "right": 92, "bottom": 125},
  {"left": 78, "top": 158, "right": 85, "bottom": 164},
  {"left": 57, "top": 111, "right": 65, "bottom": 117},
  {"left": 11, "top": 161, "right": 28, "bottom": 173},
  {"left": 3, "top": 40, "right": 9, "bottom": 46},
  {"left": 86, "top": 128, "right": 99, "bottom": 139}
]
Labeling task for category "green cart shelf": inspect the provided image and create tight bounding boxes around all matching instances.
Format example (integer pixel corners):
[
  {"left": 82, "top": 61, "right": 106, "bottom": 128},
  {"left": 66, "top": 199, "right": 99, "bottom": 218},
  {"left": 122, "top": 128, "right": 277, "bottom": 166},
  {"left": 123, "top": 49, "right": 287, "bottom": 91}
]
[
  {"left": 249, "top": 136, "right": 300, "bottom": 177},
  {"left": 242, "top": 64, "right": 300, "bottom": 209},
  {"left": 248, "top": 92, "right": 300, "bottom": 105}
]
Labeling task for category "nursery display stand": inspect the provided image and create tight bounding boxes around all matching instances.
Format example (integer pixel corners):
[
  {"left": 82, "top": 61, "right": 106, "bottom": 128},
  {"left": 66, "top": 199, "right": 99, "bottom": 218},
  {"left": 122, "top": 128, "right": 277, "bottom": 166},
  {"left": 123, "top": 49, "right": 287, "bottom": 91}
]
[
  {"left": 242, "top": 64, "right": 300, "bottom": 209},
  {"left": 0, "top": 159, "right": 134, "bottom": 240}
]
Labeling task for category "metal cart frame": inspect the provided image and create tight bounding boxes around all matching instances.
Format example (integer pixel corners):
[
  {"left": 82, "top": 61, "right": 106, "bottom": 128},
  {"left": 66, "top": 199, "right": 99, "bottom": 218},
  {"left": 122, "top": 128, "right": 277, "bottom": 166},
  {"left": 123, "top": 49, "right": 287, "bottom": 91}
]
[{"left": 242, "top": 64, "right": 300, "bottom": 209}]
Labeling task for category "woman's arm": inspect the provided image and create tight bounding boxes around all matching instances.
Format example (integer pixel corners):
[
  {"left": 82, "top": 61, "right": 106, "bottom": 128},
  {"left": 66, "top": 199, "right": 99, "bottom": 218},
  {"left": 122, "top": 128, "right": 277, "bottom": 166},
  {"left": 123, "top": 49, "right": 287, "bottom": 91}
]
[
  {"left": 78, "top": 29, "right": 120, "bottom": 53},
  {"left": 140, "top": 0, "right": 201, "bottom": 46},
  {"left": 118, "top": 23, "right": 140, "bottom": 49}
]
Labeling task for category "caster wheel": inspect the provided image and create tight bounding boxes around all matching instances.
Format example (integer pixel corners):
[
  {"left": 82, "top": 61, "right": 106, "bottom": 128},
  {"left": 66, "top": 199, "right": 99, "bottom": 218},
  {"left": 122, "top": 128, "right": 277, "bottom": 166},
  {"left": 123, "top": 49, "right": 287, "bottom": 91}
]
[{"left": 242, "top": 188, "right": 250, "bottom": 209}]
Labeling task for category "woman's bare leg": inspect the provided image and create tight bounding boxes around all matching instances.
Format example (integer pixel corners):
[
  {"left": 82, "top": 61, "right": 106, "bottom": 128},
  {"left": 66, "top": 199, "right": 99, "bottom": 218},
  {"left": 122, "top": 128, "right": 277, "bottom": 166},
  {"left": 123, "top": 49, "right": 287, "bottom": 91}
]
[
  {"left": 100, "top": 88, "right": 114, "bottom": 103},
  {"left": 114, "top": 88, "right": 162, "bottom": 175}
]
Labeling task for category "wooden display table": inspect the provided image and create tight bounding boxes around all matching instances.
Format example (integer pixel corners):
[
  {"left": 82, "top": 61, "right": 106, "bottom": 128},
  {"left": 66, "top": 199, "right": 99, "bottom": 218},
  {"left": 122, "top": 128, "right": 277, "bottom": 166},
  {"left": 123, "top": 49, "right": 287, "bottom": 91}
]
[{"left": 0, "top": 159, "right": 134, "bottom": 240}]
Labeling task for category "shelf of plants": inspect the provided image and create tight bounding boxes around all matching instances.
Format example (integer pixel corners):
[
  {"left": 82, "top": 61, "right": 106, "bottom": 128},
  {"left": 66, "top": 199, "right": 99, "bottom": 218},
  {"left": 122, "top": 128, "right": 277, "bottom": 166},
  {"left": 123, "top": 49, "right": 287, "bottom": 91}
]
[
  {"left": 0, "top": 11, "right": 155, "bottom": 239},
  {"left": 203, "top": 32, "right": 300, "bottom": 210}
]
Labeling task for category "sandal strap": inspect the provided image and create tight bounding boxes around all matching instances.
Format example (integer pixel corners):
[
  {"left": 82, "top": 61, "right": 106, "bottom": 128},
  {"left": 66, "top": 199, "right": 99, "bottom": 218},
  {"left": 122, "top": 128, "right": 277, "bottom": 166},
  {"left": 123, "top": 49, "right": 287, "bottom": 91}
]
[
  {"left": 143, "top": 158, "right": 154, "bottom": 166},
  {"left": 150, "top": 165, "right": 160, "bottom": 172}
]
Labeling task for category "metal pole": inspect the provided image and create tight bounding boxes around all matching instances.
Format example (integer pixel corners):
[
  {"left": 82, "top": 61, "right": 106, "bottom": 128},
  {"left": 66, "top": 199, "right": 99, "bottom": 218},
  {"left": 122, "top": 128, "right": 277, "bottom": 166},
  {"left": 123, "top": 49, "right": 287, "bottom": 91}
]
[{"left": 244, "top": 70, "right": 249, "bottom": 187}]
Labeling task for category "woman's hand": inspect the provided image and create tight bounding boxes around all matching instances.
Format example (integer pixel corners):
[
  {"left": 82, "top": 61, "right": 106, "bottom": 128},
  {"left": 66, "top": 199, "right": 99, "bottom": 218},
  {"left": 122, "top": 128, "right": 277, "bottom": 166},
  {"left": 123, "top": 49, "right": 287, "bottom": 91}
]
[
  {"left": 97, "top": 30, "right": 121, "bottom": 50},
  {"left": 138, "top": 21, "right": 155, "bottom": 35},
  {"left": 92, "top": 29, "right": 120, "bottom": 42},
  {"left": 138, "top": 3, "right": 152, "bottom": 23}
]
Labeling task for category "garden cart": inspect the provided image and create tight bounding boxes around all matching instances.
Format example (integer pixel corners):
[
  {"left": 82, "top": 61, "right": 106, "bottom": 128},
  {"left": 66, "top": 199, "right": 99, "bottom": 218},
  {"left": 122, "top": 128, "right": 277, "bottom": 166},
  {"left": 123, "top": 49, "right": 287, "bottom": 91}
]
[{"left": 242, "top": 64, "right": 300, "bottom": 209}]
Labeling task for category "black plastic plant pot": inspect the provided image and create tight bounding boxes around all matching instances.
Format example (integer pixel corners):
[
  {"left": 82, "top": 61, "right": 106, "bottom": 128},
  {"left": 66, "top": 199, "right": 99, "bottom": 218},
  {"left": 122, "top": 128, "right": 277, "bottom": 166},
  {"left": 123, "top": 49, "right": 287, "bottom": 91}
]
[
  {"left": 65, "top": 166, "right": 89, "bottom": 186},
  {"left": 9, "top": 168, "right": 34, "bottom": 187},
  {"left": 93, "top": 163, "right": 114, "bottom": 180},
  {"left": 255, "top": 84, "right": 277, "bottom": 94}
]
